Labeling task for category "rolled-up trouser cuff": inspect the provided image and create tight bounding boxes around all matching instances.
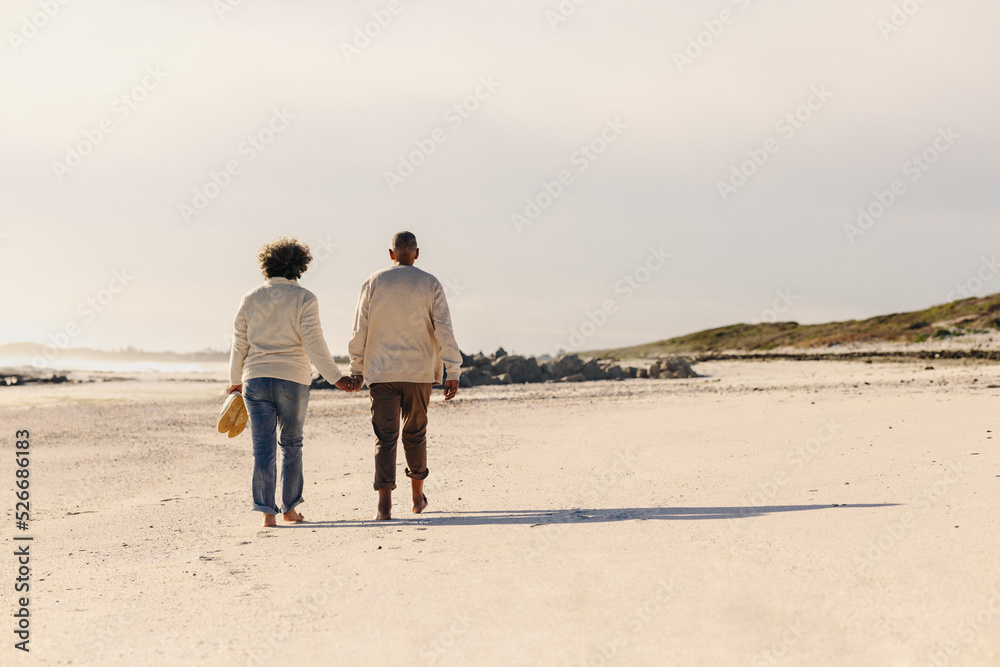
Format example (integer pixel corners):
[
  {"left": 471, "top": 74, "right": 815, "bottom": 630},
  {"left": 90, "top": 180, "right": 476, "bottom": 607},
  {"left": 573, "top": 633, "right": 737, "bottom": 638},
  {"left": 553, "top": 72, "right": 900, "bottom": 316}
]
[
  {"left": 252, "top": 503, "right": 280, "bottom": 514},
  {"left": 281, "top": 497, "right": 304, "bottom": 514},
  {"left": 374, "top": 481, "right": 397, "bottom": 491},
  {"left": 405, "top": 467, "right": 429, "bottom": 481}
]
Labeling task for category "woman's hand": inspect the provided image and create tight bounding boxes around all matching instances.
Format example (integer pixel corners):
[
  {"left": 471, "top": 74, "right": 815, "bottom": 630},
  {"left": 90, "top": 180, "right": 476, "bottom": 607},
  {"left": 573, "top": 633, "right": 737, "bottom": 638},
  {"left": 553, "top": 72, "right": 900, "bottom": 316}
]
[
  {"left": 228, "top": 384, "right": 242, "bottom": 394},
  {"left": 334, "top": 376, "right": 358, "bottom": 392}
]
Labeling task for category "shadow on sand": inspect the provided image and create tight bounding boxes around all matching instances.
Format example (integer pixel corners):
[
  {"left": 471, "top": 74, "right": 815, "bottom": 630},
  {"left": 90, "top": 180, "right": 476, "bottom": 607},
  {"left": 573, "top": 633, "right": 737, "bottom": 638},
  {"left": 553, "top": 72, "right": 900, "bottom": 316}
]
[{"left": 289, "top": 503, "right": 899, "bottom": 528}]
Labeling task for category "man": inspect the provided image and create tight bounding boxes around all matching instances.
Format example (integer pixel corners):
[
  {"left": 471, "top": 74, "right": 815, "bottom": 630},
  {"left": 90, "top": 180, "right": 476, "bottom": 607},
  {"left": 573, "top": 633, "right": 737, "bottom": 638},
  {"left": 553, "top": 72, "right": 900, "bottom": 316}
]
[{"left": 349, "top": 231, "right": 462, "bottom": 520}]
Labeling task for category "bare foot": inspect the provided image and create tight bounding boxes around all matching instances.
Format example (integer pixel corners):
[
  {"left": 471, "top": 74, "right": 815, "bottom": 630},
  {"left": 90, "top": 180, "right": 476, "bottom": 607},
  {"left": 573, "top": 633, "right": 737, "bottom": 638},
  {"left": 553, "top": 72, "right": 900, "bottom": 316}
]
[
  {"left": 282, "top": 509, "right": 304, "bottom": 523},
  {"left": 262, "top": 514, "right": 276, "bottom": 528},
  {"left": 375, "top": 489, "right": 392, "bottom": 520},
  {"left": 412, "top": 493, "right": 428, "bottom": 514}
]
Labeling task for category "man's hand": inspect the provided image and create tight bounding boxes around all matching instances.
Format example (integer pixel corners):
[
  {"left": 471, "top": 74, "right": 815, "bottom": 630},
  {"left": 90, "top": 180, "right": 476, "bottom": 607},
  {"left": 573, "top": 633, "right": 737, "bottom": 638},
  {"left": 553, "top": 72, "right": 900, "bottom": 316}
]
[
  {"left": 352, "top": 373, "right": 364, "bottom": 390},
  {"left": 444, "top": 379, "right": 459, "bottom": 401},
  {"left": 335, "top": 376, "right": 358, "bottom": 392},
  {"left": 228, "top": 384, "right": 242, "bottom": 394}
]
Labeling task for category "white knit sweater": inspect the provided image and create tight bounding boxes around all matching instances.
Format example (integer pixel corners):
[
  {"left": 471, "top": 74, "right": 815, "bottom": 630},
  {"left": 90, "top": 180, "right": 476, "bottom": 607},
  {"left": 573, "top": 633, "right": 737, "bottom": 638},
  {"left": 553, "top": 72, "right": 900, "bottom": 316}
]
[
  {"left": 229, "top": 277, "right": 345, "bottom": 386},
  {"left": 349, "top": 265, "right": 462, "bottom": 385}
]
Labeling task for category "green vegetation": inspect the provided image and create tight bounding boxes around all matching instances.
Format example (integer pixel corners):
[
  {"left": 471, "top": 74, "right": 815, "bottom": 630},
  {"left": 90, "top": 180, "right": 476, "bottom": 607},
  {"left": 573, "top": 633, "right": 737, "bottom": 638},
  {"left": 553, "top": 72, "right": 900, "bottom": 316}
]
[{"left": 590, "top": 293, "right": 1000, "bottom": 359}]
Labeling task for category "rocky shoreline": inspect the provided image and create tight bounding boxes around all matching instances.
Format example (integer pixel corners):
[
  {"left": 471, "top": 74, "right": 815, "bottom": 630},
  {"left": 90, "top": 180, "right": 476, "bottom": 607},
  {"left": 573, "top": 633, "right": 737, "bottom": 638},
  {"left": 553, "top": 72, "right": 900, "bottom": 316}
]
[
  {"left": 1, "top": 373, "right": 72, "bottom": 387},
  {"left": 455, "top": 348, "right": 698, "bottom": 387}
]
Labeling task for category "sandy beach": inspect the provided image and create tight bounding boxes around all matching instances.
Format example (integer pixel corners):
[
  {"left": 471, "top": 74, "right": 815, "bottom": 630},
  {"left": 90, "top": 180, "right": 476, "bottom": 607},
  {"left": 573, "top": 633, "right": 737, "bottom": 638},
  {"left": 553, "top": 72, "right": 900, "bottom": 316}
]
[
  {"left": 6, "top": 0, "right": 1000, "bottom": 664},
  {"left": 3, "top": 359, "right": 999, "bottom": 666}
]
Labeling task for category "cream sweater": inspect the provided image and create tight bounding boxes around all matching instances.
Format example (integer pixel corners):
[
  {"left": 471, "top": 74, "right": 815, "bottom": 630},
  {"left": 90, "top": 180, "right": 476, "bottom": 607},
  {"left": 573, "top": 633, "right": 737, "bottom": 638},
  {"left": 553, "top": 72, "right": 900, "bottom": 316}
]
[
  {"left": 349, "top": 264, "right": 462, "bottom": 385},
  {"left": 229, "top": 277, "right": 345, "bottom": 386}
]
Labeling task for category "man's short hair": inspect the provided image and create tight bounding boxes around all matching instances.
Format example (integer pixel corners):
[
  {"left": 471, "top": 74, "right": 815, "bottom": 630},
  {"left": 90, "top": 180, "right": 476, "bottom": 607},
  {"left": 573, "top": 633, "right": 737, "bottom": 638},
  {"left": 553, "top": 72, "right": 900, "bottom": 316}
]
[
  {"left": 257, "top": 237, "right": 312, "bottom": 280},
  {"left": 391, "top": 231, "right": 418, "bottom": 253}
]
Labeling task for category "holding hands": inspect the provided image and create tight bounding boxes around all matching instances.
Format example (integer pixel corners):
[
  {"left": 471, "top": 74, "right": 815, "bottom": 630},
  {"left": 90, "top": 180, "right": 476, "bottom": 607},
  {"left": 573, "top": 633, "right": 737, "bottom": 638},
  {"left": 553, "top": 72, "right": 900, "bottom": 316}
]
[{"left": 335, "top": 375, "right": 363, "bottom": 392}]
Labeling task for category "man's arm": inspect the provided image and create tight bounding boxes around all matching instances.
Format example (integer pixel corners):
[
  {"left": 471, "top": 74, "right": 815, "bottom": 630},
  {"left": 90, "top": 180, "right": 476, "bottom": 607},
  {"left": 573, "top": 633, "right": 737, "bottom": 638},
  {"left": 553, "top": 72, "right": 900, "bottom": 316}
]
[
  {"left": 228, "top": 299, "right": 250, "bottom": 391},
  {"left": 348, "top": 278, "right": 372, "bottom": 381},
  {"left": 299, "top": 293, "right": 346, "bottom": 386},
  {"left": 431, "top": 280, "right": 462, "bottom": 399}
]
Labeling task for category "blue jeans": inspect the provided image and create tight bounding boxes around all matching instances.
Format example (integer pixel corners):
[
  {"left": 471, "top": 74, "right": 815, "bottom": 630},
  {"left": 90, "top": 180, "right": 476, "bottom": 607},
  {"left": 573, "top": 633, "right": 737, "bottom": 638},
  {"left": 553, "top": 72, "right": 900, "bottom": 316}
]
[{"left": 243, "top": 377, "right": 309, "bottom": 514}]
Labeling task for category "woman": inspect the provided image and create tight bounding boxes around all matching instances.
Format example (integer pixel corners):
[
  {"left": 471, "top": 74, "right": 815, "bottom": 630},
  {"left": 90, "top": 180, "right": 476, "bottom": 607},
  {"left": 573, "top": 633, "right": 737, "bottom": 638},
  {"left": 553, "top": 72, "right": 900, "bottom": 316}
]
[{"left": 228, "top": 237, "right": 357, "bottom": 527}]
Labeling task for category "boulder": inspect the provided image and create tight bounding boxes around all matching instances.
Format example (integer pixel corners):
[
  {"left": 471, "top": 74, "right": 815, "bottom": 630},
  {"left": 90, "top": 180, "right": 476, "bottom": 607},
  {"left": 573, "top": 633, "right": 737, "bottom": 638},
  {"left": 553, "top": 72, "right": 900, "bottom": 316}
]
[
  {"left": 493, "top": 354, "right": 521, "bottom": 373},
  {"left": 540, "top": 363, "right": 559, "bottom": 382},
  {"left": 605, "top": 365, "right": 624, "bottom": 381},
  {"left": 560, "top": 373, "right": 586, "bottom": 383},
  {"left": 660, "top": 357, "right": 697, "bottom": 379},
  {"left": 467, "top": 371, "right": 501, "bottom": 386},
  {"left": 524, "top": 357, "right": 544, "bottom": 383},
  {"left": 624, "top": 367, "right": 638, "bottom": 379},
  {"left": 493, "top": 355, "right": 529, "bottom": 383},
  {"left": 507, "top": 362, "right": 529, "bottom": 384},
  {"left": 555, "top": 354, "right": 584, "bottom": 377},
  {"left": 461, "top": 367, "right": 485, "bottom": 383},
  {"left": 641, "top": 357, "right": 697, "bottom": 379},
  {"left": 461, "top": 351, "right": 476, "bottom": 368},
  {"left": 637, "top": 368, "right": 649, "bottom": 379},
  {"left": 468, "top": 366, "right": 519, "bottom": 387},
  {"left": 493, "top": 347, "right": 508, "bottom": 359},
  {"left": 580, "top": 359, "right": 608, "bottom": 381}
]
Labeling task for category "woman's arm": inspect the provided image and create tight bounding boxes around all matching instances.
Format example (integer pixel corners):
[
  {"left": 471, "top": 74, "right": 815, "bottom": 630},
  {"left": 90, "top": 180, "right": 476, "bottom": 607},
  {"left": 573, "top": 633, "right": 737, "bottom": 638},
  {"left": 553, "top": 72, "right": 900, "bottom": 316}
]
[
  {"left": 228, "top": 299, "right": 250, "bottom": 388},
  {"left": 299, "top": 292, "right": 346, "bottom": 386}
]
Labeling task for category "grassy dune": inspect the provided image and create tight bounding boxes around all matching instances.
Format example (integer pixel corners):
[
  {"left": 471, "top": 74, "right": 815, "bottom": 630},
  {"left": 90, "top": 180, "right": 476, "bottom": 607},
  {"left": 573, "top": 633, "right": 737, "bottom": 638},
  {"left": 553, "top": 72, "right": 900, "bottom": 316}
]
[{"left": 592, "top": 293, "right": 1000, "bottom": 359}]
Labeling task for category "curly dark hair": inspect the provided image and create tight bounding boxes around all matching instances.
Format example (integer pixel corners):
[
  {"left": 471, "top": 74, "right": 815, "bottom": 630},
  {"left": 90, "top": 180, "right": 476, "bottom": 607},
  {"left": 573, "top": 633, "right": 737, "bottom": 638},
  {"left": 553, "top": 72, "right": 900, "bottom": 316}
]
[{"left": 257, "top": 237, "right": 312, "bottom": 280}]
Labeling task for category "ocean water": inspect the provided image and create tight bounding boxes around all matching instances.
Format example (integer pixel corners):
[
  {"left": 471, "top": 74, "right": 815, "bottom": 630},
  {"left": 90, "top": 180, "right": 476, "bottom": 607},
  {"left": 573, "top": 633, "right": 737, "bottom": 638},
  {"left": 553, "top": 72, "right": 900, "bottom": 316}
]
[{"left": 0, "top": 356, "right": 231, "bottom": 382}]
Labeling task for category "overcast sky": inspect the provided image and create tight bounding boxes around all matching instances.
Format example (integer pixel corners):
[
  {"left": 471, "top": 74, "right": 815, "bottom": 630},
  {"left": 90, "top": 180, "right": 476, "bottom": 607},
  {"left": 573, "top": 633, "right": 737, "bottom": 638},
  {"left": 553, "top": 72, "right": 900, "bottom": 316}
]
[{"left": 1, "top": 0, "right": 998, "bottom": 357}]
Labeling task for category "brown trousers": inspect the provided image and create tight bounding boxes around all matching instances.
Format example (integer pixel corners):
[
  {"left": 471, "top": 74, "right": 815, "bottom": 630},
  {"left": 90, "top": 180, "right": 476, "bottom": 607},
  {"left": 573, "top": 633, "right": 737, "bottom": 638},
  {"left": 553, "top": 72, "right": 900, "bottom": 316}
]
[{"left": 369, "top": 382, "right": 432, "bottom": 490}]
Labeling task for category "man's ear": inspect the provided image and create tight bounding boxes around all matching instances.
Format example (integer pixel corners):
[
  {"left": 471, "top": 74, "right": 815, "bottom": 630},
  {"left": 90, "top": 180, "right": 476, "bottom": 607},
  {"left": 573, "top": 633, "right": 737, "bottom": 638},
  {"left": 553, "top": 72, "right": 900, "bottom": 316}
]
[
  {"left": 414, "top": 249, "right": 419, "bottom": 260},
  {"left": 389, "top": 249, "right": 396, "bottom": 260}
]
